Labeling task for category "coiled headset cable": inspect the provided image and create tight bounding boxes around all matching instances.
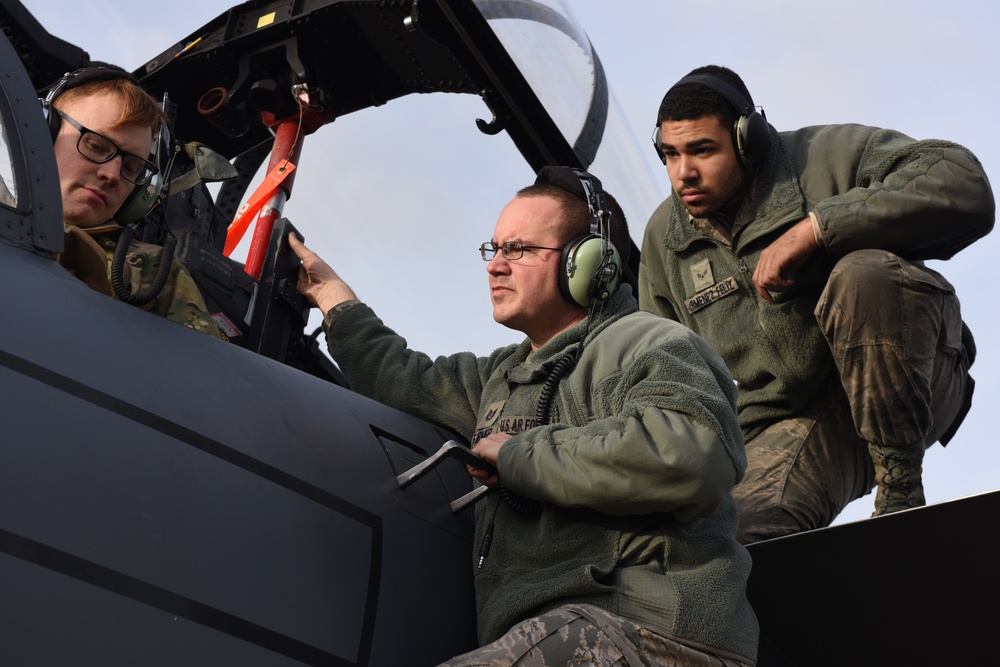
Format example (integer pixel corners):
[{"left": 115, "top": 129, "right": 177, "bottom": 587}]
[
  {"left": 479, "top": 347, "right": 580, "bottom": 568},
  {"left": 109, "top": 128, "right": 181, "bottom": 306},
  {"left": 110, "top": 224, "right": 177, "bottom": 306},
  {"left": 496, "top": 349, "right": 579, "bottom": 514}
]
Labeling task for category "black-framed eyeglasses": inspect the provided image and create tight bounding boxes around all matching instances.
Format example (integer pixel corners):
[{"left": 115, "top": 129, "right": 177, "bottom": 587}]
[
  {"left": 479, "top": 241, "right": 562, "bottom": 261},
  {"left": 55, "top": 109, "right": 157, "bottom": 185}
]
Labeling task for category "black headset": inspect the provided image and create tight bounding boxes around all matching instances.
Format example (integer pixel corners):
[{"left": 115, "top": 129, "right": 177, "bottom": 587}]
[
  {"left": 40, "top": 66, "right": 166, "bottom": 225},
  {"left": 652, "top": 73, "right": 770, "bottom": 169},
  {"left": 534, "top": 166, "right": 621, "bottom": 307}
]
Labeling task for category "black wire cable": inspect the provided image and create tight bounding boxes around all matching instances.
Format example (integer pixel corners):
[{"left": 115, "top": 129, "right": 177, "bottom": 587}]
[
  {"left": 496, "top": 349, "right": 580, "bottom": 515},
  {"left": 110, "top": 225, "right": 177, "bottom": 305},
  {"left": 479, "top": 349, "right": 580, "bottom": 567},
  {"left": 109, "top": 136, "right": 180, "bottom": 306}
]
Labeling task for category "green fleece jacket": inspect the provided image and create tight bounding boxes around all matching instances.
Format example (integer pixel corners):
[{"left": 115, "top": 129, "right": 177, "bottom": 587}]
[
  {"left": 640, "top": 123, "right": 994, "bottom": 441},
  {"left": 324, "top": 287, "right": 759, "bottom": 661}
]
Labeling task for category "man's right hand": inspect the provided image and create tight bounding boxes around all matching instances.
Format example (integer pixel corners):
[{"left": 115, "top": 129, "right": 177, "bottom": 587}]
[
  {"left": 467, "top": 433, "right": 511, "bottom": 488},
  {"left": 751, "top": 217, "right": 819, "bottom": 302},
  {"left": 288, "top": 233, "right": 358, "bottom": 315}
]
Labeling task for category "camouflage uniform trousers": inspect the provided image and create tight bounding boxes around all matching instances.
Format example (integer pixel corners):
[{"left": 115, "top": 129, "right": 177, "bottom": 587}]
[
  {"left": 437, "top": 604, "right": 754, "bottom": 667},
  {"left": 734, "top": 249, "right": 974, "bottom": 543}
]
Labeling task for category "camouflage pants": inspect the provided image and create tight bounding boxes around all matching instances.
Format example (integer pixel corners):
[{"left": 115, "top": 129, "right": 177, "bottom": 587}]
[
  {"left": 734, "top": 250, "right": 974, "bottom": 543},
  {"left": 437, "top": 604, "right": 754, "bottom": 667}
]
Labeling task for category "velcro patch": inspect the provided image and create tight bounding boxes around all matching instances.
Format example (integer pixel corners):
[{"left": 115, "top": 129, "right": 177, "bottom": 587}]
[
  {"left": 690, "top": 257, "right": 715, "bottom": 292},
  {"left": 479, "top": 401, "right": 505, "bottom": 428},
  {"left": 686, "top": 276, "right": 739, "bottom": 313}
]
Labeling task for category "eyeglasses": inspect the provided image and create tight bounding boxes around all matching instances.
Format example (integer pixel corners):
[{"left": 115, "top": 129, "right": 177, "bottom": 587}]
[
  {"left": 55, "top": 109, "right": 157, "bottom": 185},
  {"left": 480, "top": 241, "right": 562, "bottom": 261}
]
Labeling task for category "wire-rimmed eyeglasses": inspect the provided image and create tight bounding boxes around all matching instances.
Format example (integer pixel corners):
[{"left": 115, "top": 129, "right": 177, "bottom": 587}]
[
  {"left": 480, "top": 241, "right": 562, "bottom": 261},
  {"left": 55, "top": 109, "right": 157, "bottom": 185}
]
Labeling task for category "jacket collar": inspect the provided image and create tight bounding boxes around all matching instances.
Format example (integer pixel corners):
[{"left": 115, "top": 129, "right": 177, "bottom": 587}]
[
  {"left": 662, "top": 125, "right": 809, "bottom": 254},
  {"left": 505, "top": 286, "right": 638, "bottom": 383},
  {"left": 67, "top": 222, "right": 123, "bottom": 237}
]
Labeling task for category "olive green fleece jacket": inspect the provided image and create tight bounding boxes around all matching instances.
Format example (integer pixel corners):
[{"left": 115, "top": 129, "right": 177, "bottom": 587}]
[
  {"left": 640, "top": 123, "right": 994, "bottom": 441},
  {"left": 323, "top": 287, "right": 759, "bottom": 661}
]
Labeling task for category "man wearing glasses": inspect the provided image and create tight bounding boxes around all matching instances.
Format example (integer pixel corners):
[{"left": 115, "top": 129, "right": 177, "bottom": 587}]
[
  {"left": 47, "top": 66, "right": 223, "bottom": 338},
  {"left": 288, "top": 167, "right": 758, "bottom": 667}
]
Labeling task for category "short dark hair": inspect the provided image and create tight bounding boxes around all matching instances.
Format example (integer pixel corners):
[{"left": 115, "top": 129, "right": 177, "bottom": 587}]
[
  {"left": 516, "top": 181, "right": 630, "bottom": 269},
  {"left": 657, "top": 65, "right": 754, "bottom": 128}
]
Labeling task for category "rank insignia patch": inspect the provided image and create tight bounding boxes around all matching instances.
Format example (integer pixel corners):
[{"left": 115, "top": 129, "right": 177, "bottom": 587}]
[
  {"left": 479, "top": 401, "right": 505, "bottom": 428},
  {"left": 690, "top": 257, "right": 715, "bottom": 292}
]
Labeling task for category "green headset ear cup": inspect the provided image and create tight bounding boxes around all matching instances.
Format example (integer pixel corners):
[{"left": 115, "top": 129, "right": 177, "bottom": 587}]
[
  {"left": 114, "top": 172, "right": 164, "bottom": 225},
  {"left": 559, "top": 234, "right": 621, "bottom": 307},
  {"left": 732, "top": 110, "right": 769, "bottom": 169}
]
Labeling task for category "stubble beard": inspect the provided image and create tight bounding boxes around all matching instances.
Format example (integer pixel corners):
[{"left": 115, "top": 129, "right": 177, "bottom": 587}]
[{"left": 681, "top": 166, "right": 749, "bottom": 219}]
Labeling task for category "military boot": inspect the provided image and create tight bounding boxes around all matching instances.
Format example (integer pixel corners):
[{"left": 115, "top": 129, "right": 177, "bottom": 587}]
[{"left": 868, "top": 443, "right": 926, "bottom": 517}]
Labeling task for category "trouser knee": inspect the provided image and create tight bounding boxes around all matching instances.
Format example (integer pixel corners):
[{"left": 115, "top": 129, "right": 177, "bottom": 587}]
[
  {"left": 816, "top": 249, "right": 902, "bottom": 337},
  {"left": 816, "top": 249, "right": 970, "bottom": 448}
]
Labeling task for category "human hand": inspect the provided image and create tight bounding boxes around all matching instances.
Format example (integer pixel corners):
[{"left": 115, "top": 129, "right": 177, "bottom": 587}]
[
  {"left": 467, "top": 432, "right": 512, "bottom": 487},
  {"left": 287, "top": 233, "right": 358, "bottom": 314},
  {"left": 752, "top": 217, "right": 819, "bottom": 302}
]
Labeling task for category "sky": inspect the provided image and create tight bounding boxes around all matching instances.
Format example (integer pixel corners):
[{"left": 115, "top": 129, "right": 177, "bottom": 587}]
[{"left": 23, "top": 0, "right": 1000, "bottom": 527}]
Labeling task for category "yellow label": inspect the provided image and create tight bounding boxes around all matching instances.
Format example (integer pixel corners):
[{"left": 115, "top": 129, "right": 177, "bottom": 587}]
[{"left": 257, "top": 12, "right": 276, "bottom": 29}]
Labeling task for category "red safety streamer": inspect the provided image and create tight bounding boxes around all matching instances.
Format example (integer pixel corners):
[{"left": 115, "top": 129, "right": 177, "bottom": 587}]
[{"left": 223, "top": 161, "right": 296, "bottom": 257}]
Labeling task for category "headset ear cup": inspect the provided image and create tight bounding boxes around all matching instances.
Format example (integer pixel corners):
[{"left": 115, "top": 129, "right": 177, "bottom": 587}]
[
  {"left": 114, "top": 174, "right": 163, "bottom": 225},
  {"left": 116, "top": 120, "right": 168, "bottom": 226},
  {"left": 745, "top": 111, "right": 770, "bottom": 168},
  {"left": 559, "top": 236, "right": 584, "bottom": 306},
  {"left": 592, "top": 240, "right": 622, "bottom": 302},
  {"left": 560, "top": 234, "right": 621, "bottom": 307},
  {"left": 41, "top": 98, "right": 62, "bottom": 142},
  {"left": 734, "top": 111, "right": 770, "bottom": 168},
  {"left": 733, "top": 116, "right": 748, "bottom": 168}
]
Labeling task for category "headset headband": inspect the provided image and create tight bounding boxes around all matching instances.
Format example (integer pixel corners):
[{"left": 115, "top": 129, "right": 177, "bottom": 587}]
[
  {"left": 534, "top": 165, "right": 608, "bottom": 238},
  {"left": 670, "top": 73, "right": 755, "bottom": 116},
  {"left": 41, "top": 66, "right": 140, "bottom": 105}
]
